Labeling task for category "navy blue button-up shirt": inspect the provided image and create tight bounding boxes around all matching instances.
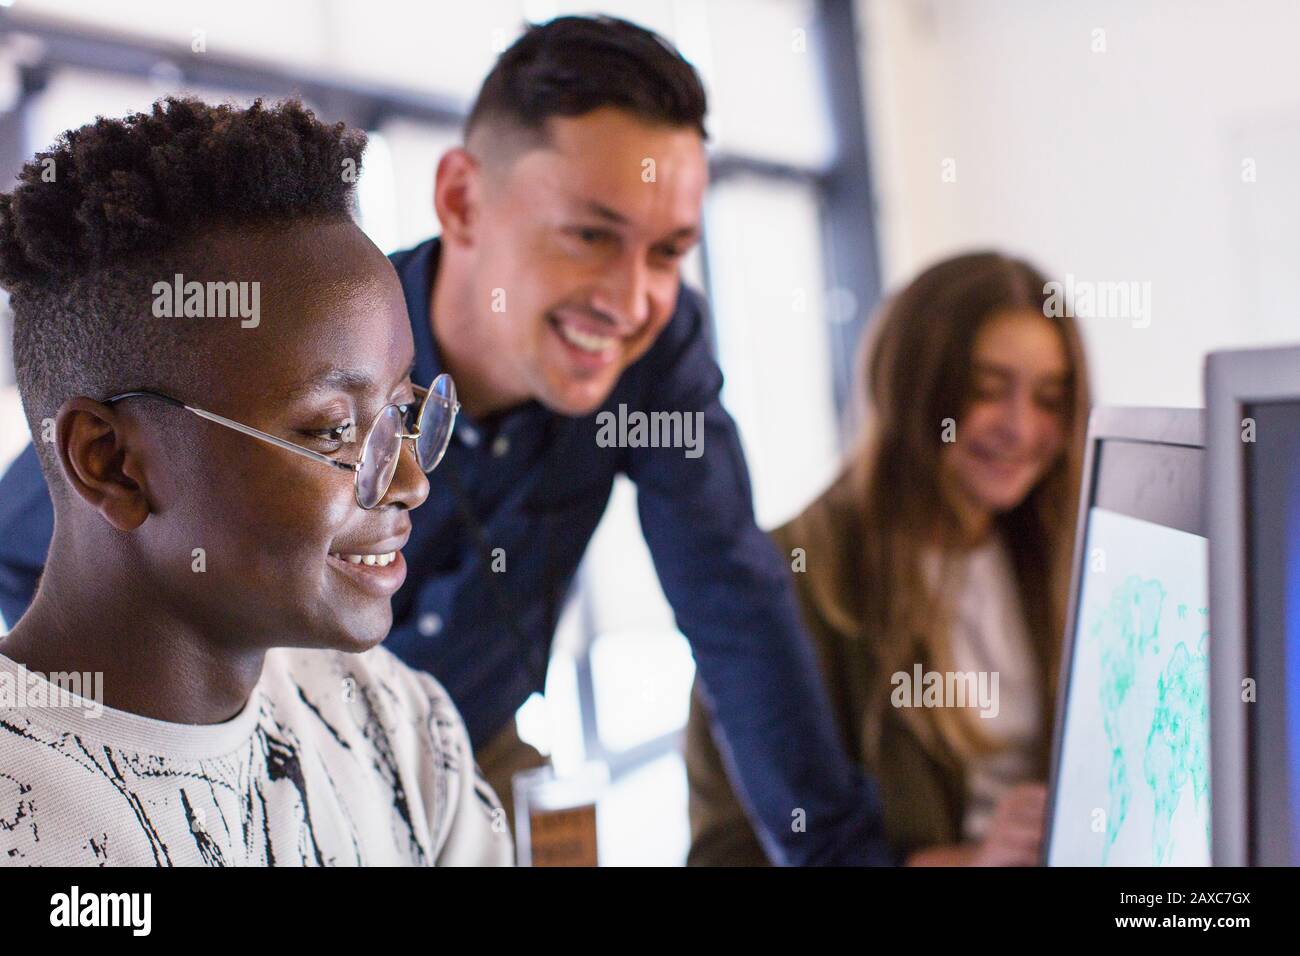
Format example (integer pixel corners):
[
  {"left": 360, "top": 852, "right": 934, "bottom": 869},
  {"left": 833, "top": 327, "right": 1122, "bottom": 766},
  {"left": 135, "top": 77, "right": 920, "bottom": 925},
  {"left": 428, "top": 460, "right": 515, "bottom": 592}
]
[{"left": 0, "top": 237, "right": 892, "bottom": 865}]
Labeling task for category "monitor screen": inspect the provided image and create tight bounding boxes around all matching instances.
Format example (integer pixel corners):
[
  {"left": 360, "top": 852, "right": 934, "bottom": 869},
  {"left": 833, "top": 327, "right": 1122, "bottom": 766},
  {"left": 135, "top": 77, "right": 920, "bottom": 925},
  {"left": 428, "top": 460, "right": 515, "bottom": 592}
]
[
  {"left": 1047, "top": 437, "right": 1211, "bottom": 866},
  {"left": 1243, "top": 399, "right": 1300, "bottom": 865}
]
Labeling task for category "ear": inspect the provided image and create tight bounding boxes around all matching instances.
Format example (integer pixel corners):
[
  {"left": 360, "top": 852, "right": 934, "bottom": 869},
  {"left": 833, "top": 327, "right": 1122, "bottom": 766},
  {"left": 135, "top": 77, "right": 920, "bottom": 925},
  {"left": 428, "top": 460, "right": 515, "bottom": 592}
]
[
  {"left": 433, "top": 147, "right": 482, "bottom": 249},
  {"left": 53, "top": 398, "right": 153, "bottom": 532}
]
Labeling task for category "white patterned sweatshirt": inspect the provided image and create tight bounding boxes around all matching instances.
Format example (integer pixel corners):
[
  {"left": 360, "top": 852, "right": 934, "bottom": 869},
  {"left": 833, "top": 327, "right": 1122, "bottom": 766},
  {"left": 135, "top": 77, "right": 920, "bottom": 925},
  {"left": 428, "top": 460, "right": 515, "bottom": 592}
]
[{"left": 0, "top": 644, "right": 513, "bottom": 866}]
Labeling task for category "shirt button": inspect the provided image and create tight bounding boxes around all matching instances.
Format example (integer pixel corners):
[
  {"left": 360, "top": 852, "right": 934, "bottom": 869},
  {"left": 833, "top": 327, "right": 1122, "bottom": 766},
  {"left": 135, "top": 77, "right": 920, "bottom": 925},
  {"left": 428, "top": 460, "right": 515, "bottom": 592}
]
[
  {"left": 459, "top": 424, "right": 480, "bottom": 448},
  {"left": 491, "top": 435, "right": 510, "bottom": 457},
  {"left": 418, "top": 612, "right": 443, "bottom": 637}
]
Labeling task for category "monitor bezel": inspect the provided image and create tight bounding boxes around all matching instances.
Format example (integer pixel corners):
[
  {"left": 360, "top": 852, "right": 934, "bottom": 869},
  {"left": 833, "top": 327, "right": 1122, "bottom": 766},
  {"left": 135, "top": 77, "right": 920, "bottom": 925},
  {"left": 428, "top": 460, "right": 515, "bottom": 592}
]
[
  {"left": 1042, "top": 405, "right": 1205, "bottom": 866},
  {"left": 1205, "top": 343, "right": 1300, "bottom": 866}
]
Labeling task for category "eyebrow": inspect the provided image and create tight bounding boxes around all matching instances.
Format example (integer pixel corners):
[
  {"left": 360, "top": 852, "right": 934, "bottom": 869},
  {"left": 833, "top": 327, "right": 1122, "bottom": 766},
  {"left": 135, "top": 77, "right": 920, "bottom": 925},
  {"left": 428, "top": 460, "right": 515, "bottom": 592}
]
[
  {"left": 577, "top": 200, "right": 700, "bottom": 242},
  {"left": 973, "top": 362, "right": 1068, "bottom": 386},
  {"left": 581, "top": 200, "right": 629, "bottom": 225},
  {"left": 279, "top": 362, "right": 417, "bottom": 402}
]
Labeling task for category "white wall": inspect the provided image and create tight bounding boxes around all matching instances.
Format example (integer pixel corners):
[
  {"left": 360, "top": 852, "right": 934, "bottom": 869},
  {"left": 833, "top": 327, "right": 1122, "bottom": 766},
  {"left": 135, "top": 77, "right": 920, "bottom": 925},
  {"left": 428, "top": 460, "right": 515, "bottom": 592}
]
[{"left": 859, "top": 0, "right": 1300, "bottom": 408}]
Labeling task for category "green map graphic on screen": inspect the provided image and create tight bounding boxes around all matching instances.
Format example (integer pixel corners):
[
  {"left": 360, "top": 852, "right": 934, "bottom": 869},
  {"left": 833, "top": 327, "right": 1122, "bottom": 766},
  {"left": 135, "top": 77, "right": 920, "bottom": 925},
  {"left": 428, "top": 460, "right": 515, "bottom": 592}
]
[
  {"left": 1093, "top": 575, "right": 1210, "bottom": 864},
  {"left": 1049, "top": 508, "right": 1212, "bottom": 866}
]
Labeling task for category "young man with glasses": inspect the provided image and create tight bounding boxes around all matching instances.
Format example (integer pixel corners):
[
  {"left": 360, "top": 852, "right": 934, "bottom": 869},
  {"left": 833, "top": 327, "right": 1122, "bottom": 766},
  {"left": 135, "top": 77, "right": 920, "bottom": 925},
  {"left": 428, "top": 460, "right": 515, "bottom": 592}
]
[
  {"left": 0, "top": 16, "right": 894, "bottom": 865},
  {"left": 0, "top": 97, "right": 511, "bottom": 866}
]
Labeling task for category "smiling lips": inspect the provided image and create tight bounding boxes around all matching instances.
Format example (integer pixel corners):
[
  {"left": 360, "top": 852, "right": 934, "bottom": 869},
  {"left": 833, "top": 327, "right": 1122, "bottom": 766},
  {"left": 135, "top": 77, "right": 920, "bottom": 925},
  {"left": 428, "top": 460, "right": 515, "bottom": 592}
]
[
  {"left": 327, "top": 532, "right": 409, "bottom": 597},
  {"left": 549, "top": 312, "right": 623, "bottom": 368},
  {"left": 555, "top": 318, "right": 616, "bottom": 354},
  {"left": 329, "top": 550, "right": 398, "bottom": 567},
  {"left": 969, "top": 444, "right": 1036, "bottom": 478}
]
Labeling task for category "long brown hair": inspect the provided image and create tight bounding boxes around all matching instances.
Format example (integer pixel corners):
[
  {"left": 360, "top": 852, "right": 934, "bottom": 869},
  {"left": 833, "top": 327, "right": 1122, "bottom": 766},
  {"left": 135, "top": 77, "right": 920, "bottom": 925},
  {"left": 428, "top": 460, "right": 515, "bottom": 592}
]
[{"left": 791, "top": 251, "right": 1090, "bottom": 765}]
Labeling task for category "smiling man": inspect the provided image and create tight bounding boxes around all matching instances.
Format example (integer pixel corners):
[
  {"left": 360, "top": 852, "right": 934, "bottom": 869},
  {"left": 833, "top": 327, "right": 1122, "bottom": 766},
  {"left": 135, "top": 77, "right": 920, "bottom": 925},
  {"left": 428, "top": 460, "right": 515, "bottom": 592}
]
[
  {"left": 433, "top": 102, "right": 706, "bottom": 418},
  {"left": 0, "top": 98, "right": 510, "bottom": 866},
  {"left": 0, "top": 16, "right": 892, "bottom": 865}
]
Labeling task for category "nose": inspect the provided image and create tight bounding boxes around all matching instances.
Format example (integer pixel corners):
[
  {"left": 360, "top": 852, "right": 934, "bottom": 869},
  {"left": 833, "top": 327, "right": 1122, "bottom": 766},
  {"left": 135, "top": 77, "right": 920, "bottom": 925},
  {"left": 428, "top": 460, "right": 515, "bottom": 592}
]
[
  {"left": 590, "top": 251, "right": 652, "bottom": 331},
  {"left": 378, "top": 437, "right": 429, "bottom": 511},
  {"left": 996, "top": 390, "right": 1037, "bottom": 446}
]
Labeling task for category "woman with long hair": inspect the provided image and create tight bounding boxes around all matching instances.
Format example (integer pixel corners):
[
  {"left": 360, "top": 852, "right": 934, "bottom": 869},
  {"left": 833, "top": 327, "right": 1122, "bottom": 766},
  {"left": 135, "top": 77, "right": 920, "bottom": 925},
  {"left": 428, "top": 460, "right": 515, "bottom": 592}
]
[{"left": 686, "top": 251, "right": 1091, "bottom": 865}]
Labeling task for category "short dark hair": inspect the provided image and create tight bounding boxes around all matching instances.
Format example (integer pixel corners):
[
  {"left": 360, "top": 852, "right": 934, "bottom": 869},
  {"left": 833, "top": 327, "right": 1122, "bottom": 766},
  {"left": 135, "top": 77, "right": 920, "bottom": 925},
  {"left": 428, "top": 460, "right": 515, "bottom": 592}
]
[
  {"left": 466, "top": 15, "right": 708, "bottom": 142},
  {"left": 0, "top": 96, "right": 366, "bottom": 483}
]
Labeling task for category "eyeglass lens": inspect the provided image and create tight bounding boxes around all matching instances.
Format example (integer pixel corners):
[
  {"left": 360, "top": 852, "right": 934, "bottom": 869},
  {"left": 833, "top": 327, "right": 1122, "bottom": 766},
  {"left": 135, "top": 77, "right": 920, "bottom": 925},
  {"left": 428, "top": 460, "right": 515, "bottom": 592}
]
[{"left": 355, "top": 374, "right": 458, "bottom": 508}]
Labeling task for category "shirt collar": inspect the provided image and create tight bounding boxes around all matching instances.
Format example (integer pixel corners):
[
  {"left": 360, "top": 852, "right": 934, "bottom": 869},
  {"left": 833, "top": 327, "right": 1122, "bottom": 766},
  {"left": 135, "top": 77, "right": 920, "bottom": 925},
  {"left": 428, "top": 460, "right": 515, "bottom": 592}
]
[{"left": 394, "top": 235, "right": 445, "bottom": 391}]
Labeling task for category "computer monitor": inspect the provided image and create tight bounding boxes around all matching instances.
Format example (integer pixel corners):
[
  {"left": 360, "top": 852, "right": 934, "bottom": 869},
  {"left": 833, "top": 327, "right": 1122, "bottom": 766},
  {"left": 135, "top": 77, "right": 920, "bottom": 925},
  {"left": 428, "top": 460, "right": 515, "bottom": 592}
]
[
  {"left": 1044, "top": 407, "right": 1210, "bottom": 866},
  {"left": 1207, "top": 344, "right": 1300, "bottom": 866}
]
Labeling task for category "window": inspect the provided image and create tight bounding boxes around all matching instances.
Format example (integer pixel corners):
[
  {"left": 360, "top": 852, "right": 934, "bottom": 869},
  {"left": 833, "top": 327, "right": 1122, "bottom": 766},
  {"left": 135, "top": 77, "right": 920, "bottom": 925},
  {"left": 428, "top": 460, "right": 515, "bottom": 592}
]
[{"left": 0, "top": 1, "right": 878, "bottom": 862}]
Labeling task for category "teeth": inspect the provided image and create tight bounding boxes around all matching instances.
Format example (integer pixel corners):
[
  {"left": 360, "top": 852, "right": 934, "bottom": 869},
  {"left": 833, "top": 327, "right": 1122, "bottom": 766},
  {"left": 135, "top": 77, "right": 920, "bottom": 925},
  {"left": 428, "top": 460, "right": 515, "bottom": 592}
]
[
  {"left": 556, "top": 320, "right": 615, "bottom": 354},
  {"left": 330, "top": 551, "right": 397, "bottom": 567}
]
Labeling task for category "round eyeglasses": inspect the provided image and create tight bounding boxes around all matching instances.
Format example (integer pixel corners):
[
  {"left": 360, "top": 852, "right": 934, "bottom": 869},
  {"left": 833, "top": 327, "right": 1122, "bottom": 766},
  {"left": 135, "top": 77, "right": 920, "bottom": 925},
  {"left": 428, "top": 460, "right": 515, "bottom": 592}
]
[
  {"left": 353, "top": 373, "right": 459, "bottom": 508},
  {"left": 105, "top": 373, "right": 461, "bottom": 510}
]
